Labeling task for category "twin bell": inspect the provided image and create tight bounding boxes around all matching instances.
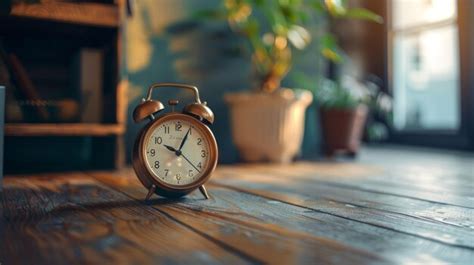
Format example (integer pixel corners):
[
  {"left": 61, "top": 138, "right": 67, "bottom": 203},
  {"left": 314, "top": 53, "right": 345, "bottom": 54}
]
[{"left": 133, "top": 83, "right": 214, "bottom": 125}]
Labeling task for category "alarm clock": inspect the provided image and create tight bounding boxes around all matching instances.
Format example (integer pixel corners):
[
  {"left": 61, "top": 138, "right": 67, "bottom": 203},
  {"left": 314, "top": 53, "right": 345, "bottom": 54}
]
[{"left": 132, "top": 83, "right": 218, "bottom": 200}]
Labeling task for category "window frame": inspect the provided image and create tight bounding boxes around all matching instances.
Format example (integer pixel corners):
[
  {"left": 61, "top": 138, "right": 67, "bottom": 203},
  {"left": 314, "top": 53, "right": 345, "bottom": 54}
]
[{"left": 386, "top": 0, "right": 474, "bottom": 150}]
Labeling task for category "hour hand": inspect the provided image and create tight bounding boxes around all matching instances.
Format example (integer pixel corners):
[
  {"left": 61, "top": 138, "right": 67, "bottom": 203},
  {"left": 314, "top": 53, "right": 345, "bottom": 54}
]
[{"left": 164, "top": 144, "right": 177, "bottom": 152}]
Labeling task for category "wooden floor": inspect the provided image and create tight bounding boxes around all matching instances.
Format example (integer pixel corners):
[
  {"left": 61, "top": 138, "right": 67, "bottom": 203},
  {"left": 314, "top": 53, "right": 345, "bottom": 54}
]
[{"left": 1, "top": 146, "right": 473, "bottom": 264}]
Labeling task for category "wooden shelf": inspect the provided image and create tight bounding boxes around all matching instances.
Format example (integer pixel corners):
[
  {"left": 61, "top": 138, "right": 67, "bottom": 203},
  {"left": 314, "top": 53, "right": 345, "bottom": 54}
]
[
  {"left": 3, "top": 1, "right": 126, "bottom": 171},
  {"left": 9, "top": 2, "right": 119, "bottom": 28},
  {"left": 5, "top": 123, "right": 125, "bottom": 136}
]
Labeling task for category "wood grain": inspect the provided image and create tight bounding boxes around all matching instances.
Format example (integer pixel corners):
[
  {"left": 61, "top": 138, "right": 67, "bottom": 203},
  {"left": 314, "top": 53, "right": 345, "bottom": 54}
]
[
  {"left": 1, "top": 174, "right": 246, "bottom": 264},
  {"left": 89, "top": 168, "right": 474, "bottom": 265},
  {"left": 5, "top": 123, "right": 125, "bottom": 136},
  {"left": 10, "top": 2, "right": 119, "bottom": 28},
  {"left": 214, "top": 164, "right": 474, "bottom": 236},
  {"left": 200, "top": 186, "right": 474, "bottom": 264},
  {"left": 217, "top": 163, "right": 474, "bottom": 208},
  {"left": 2, "top": 149, "right": 473, "bottom": 265},
  {"left": 90, "top": 170, "right": 387, "bottom": 265}
]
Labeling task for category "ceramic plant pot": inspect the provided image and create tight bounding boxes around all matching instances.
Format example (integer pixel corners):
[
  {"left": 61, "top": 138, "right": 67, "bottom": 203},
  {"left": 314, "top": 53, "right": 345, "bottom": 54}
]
[
  {"left": 225, "top": 89, "right": 312, "bottom": 163},
  {"left": 320, "top": 105, "right": 368, "bottom": 157}
]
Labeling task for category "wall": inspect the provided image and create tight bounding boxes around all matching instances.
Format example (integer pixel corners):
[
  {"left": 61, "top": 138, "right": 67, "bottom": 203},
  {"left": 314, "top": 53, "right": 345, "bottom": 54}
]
[{"left": 124, "top": 0, "right": 325, "bottom": 163}]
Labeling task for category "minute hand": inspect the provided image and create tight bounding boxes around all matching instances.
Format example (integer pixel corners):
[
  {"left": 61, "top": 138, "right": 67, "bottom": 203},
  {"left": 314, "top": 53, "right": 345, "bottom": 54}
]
[
  {"left": 180, "top": 153, "right": 201, "bottom": 173},
  {"left": 178, "top": 128, "right": 191, "bottom": 151}
]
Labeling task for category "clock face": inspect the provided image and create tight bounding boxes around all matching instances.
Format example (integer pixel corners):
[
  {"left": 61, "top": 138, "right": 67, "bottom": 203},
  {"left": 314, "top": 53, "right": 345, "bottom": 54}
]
[{"left": 144, "top": 116, "right": 213, "bottom": 187}]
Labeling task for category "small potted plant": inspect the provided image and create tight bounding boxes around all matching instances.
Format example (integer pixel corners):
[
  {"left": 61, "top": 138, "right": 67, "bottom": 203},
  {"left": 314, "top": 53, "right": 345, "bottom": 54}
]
[
  {"left": 317, "top": 75, "right": 391, "bottom": 156},
  {"left": 294, "top": 0, "right": 383, "bottom": 157}
]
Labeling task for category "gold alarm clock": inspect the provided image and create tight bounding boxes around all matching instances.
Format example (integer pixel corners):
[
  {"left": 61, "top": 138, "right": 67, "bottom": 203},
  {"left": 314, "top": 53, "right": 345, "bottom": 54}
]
[{"left": 132, "top": 83, "right": 218, "bottom": 200}]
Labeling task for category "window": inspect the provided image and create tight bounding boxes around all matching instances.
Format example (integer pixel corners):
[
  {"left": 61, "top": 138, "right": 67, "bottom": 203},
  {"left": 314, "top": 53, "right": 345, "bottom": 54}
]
[{"left": 390, "top": 0, "right": 460, "bottom": 131}]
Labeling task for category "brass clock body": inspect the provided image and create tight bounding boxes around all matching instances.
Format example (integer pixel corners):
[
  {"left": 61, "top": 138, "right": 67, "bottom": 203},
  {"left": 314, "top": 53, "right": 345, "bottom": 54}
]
[
  {"left": 133, "top": 113, "right": 218, "bottom": 198},
  {"left": 132, "top": 83, "right": 217, "bottom": 200}
]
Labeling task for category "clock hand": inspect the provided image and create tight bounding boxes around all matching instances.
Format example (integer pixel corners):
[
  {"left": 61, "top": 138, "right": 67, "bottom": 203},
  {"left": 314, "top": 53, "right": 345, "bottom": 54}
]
[
  {"left": 178, "top": 127, "right": 191, "bottom": 151},
  {"left": 180, "top": 153, "right": 201, "bottom": 173},
  {"left": 165, "top": 142, "right": 200, "bottom": 172},
  {"left": 164, "top": 144, "right": 183, "bottom": 157},
  {"left": 164, "top": 144, "right": 177, "bottom": 152}
]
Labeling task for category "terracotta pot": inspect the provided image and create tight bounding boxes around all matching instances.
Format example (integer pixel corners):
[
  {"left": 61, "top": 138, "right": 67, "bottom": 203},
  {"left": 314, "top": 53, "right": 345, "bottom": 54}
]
[
  {"left": 320, "top": 105, "right": 368, "bottom": 156},
  {"left": 225, "top": 89, "right": 313, "bottom": 163}
]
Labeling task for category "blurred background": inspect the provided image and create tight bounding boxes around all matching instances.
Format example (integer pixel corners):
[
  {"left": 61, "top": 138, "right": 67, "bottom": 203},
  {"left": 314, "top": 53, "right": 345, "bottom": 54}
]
[{"left": 1, "top": 0, "right": 473, "bottom": 174}]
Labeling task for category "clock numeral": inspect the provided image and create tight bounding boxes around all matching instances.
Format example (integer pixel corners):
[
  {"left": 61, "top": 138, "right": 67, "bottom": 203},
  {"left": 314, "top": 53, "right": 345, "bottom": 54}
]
[
  {"left": 176, "top": 174, "right": 181, "bottom": 184},
  {"left": 201, "top": 150, "right": 207, "bottom": 158},
  {"left": 154, "top": 137, "right": 162, "bottom": 144},
  {"left": 154, "top": 161, "right": 160, "bottom": 169},
  {"left": 148, "top": 149, "right": 156, "bottom": 156},
  {"left": 175, "top": 122, "right": 182, "bottom": 131},
  {"left": 197, "top": 138, "right": 202, "bottom": 145},
  {"left": 197, "top": 162, "right": 202, "bottom": 169},
  {"left": 164, "top": 169, "right": 169, "bottom": 176},
  {"left": 164, "top": 126, "right": 170, "bottom": 134},
  {"left": 188, "top": 170, "right": 194, "bottom": 177}
]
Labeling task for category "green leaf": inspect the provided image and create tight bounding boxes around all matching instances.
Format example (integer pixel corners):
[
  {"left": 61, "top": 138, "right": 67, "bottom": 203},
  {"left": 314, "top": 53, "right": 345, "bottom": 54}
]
[
  {"left": 242, "top": 18, "right": 260, "bottom": 37},
  {"left": 297, "top": 10, "right": 310, "bottom": 23},
  {"left": 324, "top": 0, "right": 348, "bottom": 16},
  {"left": 319, "top": 34, "right": 343, "bottom": 63},
  {"left": 320, "top": 34, "right": 337, "bottom": 49},
  {"left": 193, "top": 9, "right": 227, "bottom": 20},
  {"left": 321, "top": 47, "right": 343, "bottom": 63},
  {"left": 254, "top": 0, "right": 265, "bottom": 7},
  {"left": 309, "top": 0, "right": 326, "bottom": 13},
  {"left": 345, "top": 8, "right": 383, "bottom": 23}
]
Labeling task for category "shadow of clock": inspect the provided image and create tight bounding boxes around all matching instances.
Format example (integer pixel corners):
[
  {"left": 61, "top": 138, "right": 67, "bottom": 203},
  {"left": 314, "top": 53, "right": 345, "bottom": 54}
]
[
  {"left": 144, "top": 197, "right": 195, "bottom": 206},
  {"left": 2, "top": 185, "right": 207, "bottom": 222},
  {"left": 45, "top": 197, "right": 206, "bottom": 215}
]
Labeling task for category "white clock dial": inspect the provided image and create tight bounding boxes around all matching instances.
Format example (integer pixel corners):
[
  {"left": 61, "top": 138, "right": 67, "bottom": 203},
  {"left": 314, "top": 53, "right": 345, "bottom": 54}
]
[{"left": 144, "top": 118, "right": 210, "bottom": 186}]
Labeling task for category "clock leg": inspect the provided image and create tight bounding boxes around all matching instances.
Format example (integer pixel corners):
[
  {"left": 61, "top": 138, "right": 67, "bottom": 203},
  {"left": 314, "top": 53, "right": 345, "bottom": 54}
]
[
  {"left": 145, "top": 184, "right": 156, "bottom": 201},
  {"left": 199, "top": 185, "right": 210, "bottom": 199}
]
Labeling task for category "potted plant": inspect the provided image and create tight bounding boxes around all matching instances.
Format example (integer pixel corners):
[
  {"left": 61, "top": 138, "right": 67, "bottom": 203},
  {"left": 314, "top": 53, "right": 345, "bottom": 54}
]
[
  {"left": 198, "top": 0, "right": 313, "bottom": 163},
  {"left": 316, "top": 75, "right": 391, "bottom": 157},
  {"left": 197, "top": 0, "right": 381, "bottom": 162}
]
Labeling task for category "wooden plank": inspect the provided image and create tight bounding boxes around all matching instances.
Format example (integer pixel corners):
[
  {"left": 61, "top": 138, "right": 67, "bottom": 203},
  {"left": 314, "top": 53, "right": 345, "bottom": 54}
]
[
  {"left": 218, "top": 163, "right": 474, "bottom": 208},
  {"left": 368, "top": 163, "right": 474, "bottom": 188},
  {"left": 90, "top": 170, "right": 389, "bottom": 265},
  {"left": 211, "top": 163, "right": 474, "bottom": 263},
  {"left": 224, "top": 162, "right": 474, "bottom": 192},
  {"left": 203, "top": 185, "right": 474, "bottom": 264},
  {"left": 10, "top": 2, "right": 119, "bottom": 28},
  {"left": 211, "top": 178, "right": 474, "bottom": 246},
  {"left": 0, "top": 174, "right": 247, "bottom": 264},
  {"left": 90, "top": 169, "right": 473, "bottom": 265},
  {"left": 367, "top": 170, "right": 474, "bottom": 196},
  {"left": 5, "top": 123, "right": 125, "bottom": 136},
  {"left": 236, "top": 176, "right": 474, "bottom": 229}
]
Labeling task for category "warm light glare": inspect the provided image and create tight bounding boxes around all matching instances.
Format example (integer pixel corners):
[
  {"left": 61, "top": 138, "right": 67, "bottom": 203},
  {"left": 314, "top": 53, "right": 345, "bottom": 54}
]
[{"left": 393, "top": 0, "right": 456, "bottom": 29}]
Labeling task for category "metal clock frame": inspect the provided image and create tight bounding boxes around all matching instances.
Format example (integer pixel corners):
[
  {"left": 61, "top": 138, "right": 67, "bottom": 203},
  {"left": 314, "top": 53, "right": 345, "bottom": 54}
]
[{"left": 132, "top": 113, "right": 218, "bottom": 200}]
